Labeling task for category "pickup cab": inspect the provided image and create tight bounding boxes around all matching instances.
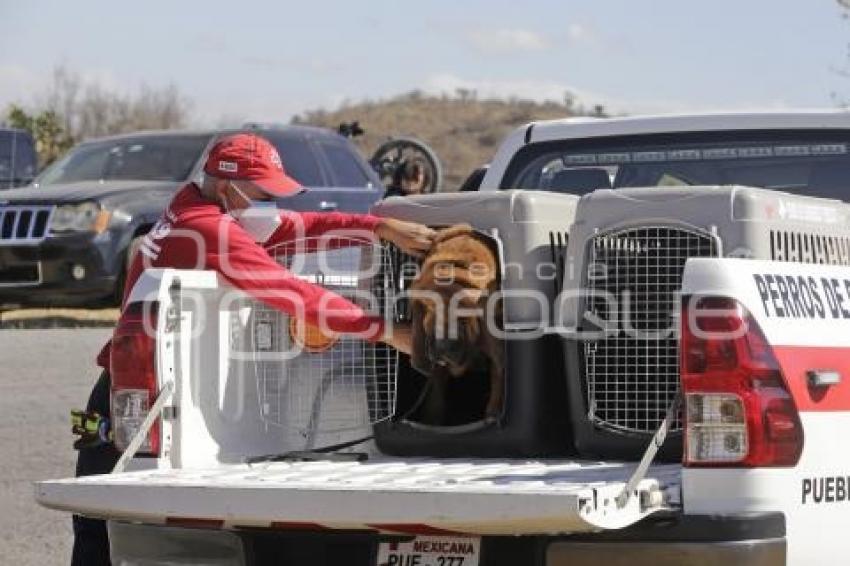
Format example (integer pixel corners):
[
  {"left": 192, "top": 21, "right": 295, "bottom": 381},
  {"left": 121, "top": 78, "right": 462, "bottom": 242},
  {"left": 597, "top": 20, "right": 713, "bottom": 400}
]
[{"left": 36, "top": 111, "right": 850, "bottom": 565}]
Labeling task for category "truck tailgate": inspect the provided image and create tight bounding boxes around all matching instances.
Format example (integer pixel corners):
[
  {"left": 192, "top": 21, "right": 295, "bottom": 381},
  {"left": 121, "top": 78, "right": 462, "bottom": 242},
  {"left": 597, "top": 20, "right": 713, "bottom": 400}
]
[{"left": 36, "top": 458, "right": 680, "bottom": 535}]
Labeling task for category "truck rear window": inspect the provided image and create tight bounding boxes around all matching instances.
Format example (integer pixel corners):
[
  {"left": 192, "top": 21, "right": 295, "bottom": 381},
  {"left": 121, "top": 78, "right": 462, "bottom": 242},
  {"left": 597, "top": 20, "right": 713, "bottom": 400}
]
[{"left": 503, "top": 130, "right": 850, "bottom": 201}]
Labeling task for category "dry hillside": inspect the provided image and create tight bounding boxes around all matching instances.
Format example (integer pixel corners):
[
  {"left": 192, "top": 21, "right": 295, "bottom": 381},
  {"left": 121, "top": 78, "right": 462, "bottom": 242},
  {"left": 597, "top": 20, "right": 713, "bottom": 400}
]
[{"left": 292, "top": 91, "right": 605, "bottom": 190}]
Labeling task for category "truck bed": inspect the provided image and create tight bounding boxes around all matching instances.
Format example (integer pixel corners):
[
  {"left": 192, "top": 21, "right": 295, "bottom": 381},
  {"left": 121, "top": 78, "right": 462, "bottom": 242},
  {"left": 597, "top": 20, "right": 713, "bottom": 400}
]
[{"left": 36, "top": 457, "right": 681, "bottom": 536}]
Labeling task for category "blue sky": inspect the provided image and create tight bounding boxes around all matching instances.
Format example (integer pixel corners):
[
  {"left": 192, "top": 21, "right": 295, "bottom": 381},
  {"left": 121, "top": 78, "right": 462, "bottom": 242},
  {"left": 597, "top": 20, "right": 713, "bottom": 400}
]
[{"left": 1, "top": 0, "right": 849, "bottom": 125}]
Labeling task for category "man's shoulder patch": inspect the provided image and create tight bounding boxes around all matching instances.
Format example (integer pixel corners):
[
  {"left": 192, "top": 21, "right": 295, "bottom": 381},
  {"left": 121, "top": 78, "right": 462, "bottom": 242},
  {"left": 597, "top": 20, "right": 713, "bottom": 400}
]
[{"left": 218, "top": 160, "right": 238, "bottom": 173}]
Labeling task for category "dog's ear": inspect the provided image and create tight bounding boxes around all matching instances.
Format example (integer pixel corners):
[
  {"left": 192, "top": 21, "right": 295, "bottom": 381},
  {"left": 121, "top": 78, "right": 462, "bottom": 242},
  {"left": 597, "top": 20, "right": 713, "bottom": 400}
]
[
  {"left": 433, "top": 223, "right": 474, "bottom": 244},
  {"left": 409, "top": 300, "right": 433, "bottom": 376}
]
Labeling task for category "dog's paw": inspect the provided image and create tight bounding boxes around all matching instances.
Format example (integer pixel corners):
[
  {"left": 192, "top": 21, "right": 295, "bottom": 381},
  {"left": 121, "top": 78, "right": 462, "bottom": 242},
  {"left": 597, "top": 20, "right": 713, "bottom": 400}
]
[{"left": 484, "top": 398, "right": 501, "bottom": 420}]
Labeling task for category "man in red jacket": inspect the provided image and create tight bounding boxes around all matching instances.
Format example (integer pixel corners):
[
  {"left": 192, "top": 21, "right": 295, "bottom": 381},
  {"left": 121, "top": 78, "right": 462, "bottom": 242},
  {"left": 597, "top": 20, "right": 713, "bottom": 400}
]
[{"left": 72, "top": 133, "right": 434, "bottom": 566}]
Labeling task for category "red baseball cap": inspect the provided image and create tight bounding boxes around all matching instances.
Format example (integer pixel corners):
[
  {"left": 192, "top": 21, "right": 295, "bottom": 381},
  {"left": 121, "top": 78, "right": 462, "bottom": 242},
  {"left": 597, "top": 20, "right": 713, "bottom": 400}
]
[{"left": 203, "top": 133, "right": 303, "bottom": 197}]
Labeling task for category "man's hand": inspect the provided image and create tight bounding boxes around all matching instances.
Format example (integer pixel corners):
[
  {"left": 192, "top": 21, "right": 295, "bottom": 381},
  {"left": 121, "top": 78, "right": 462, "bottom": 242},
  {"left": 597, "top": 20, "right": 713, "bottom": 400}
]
[
  {"left": 381, "top": 323, "right": 413, "bottom": 355},
  {"left": 376, "top": 218, "right": 435, "bottom": 258}
]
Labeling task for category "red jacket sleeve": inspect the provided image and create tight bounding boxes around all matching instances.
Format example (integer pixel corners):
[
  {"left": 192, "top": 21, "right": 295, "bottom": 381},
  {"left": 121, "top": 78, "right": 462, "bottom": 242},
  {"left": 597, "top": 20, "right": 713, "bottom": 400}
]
[
  {"left": 199, "top": 215, "right": 386, "bottom": 341},
  {"left": 265, "top": 211, "right": 382, "bottom": 249}
]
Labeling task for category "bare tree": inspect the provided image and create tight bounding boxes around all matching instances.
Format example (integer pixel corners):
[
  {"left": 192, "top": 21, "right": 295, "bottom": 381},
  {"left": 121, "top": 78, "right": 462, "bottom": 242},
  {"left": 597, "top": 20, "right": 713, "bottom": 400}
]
[
  {"left": 42, "top": 66, "right": 81, "bottom": 136},
  {"left": 39, "top": 64, "right": 192, "bottom": 141},
  {"left": 5, "top": 64, "right": 193, "bottom": 165}
]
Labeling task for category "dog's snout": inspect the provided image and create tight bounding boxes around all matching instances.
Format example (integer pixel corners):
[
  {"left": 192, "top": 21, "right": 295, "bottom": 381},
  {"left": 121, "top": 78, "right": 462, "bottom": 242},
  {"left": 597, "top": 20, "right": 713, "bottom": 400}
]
[{"left": 434, "top": 338, "right": 464, "bottom": 360}]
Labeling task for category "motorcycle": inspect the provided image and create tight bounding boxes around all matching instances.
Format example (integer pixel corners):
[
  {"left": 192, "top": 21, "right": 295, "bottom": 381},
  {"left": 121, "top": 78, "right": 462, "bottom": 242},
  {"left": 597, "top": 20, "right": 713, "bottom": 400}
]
[{"left": 338, "top": 121, "right": 443, "bottom": 194}]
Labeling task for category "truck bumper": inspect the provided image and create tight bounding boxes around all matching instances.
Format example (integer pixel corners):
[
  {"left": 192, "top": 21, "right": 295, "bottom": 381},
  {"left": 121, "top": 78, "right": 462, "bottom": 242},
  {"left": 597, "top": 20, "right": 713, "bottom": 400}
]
[
  {"left": 546, "top": 512, "right": 785, "bottom": 566},
  {"left": 108, "top": 513, "right": 786, "bottom": 566},
  {"left": 547, "top": 539, "right": 783, "bottom": 565}
]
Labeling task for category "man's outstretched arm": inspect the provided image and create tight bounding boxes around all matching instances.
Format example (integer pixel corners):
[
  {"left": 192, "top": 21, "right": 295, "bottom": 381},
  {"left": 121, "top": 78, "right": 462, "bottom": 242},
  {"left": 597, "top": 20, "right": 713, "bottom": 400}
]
[
  {"left": 268, "top": 211, "right": 435, "bottom": 258},
  {"left": 197, "top": 217, "right": 411, "bottom": 353}
]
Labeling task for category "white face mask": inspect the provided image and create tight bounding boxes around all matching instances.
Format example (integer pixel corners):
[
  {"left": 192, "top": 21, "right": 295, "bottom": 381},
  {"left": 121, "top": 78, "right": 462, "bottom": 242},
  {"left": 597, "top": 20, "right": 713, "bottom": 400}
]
[{"left": 225, "top": 182, "right": 282, "bottom": 243}]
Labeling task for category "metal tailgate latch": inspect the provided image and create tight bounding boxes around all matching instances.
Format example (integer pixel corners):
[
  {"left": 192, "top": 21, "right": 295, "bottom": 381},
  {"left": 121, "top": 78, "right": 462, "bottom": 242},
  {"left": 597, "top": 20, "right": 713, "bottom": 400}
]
[{"left": 615, "top": 392, "right": 681, "bottom": 509}]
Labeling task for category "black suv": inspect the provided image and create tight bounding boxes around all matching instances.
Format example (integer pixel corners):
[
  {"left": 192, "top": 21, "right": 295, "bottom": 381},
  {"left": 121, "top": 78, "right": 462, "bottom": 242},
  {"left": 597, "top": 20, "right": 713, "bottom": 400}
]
[{"left": 0, "top": 125, "right": 384, "bottom": 307}]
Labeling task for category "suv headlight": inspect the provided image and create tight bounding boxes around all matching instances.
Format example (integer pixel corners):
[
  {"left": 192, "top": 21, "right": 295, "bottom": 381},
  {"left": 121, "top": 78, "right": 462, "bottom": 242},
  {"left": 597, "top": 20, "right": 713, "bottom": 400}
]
[{"left": 50, "top": 202, "right": 111, "bottom": 234}]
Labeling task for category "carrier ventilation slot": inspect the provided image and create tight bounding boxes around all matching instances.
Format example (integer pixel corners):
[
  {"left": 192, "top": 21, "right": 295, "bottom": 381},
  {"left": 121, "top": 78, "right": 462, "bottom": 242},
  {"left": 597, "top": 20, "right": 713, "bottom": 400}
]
[
  {"left": 770, "top": 230, "right": 850, "bottom": 266},
  {"left": 549, "top": 231, "right": 569, "bottom": 295}
]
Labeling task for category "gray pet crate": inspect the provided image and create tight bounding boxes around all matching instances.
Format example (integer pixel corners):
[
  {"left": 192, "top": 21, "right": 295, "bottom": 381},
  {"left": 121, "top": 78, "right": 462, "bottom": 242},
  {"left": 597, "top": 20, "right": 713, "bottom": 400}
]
[
  {"left": 369, "top": 190, "right": 580, "bottom": 457},
  {"left": 557, "top": 185, "right": 850, "bottom": 460}
]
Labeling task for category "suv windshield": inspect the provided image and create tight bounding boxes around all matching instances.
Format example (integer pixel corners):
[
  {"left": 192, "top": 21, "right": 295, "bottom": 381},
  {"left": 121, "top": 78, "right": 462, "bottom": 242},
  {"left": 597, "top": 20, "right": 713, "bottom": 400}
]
[
  {"left": 36, "top": 134, "right": 211, "bottom": 186},
  {"left": 260, "top": 132, "right": 325, "bottom": 187},
  {"left": 505, "top": 130, "right": 850, "bottom": 201}
]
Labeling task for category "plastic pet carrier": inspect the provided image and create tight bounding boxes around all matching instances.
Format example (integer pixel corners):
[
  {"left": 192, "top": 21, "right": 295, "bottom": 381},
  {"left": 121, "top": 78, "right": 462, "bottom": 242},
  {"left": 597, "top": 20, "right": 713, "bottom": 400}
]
[
  {"left": 368, "top": 190, "right": 580, "bottom": 457},
  {"left": 243, "top": 236, "right": 399, "bottom": 449},
  {"left": 558, "top": 185, "right": 850, "bottom": 460}
]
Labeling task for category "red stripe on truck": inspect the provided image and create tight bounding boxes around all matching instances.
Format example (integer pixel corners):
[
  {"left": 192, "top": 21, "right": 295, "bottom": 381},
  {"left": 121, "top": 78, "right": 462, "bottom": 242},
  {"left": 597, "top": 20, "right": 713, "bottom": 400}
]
[
  {"left": 269, "top": 521, "right": 331, "bottom": 531},
  {"left": 775, "top": 345, "right": 850, "bottom": 411},
  {"left": 368, "top": 523, "right": 465, "bottom": 536},
  {"left": 165, "top": 517, "right": 225, "bottom": 529}
]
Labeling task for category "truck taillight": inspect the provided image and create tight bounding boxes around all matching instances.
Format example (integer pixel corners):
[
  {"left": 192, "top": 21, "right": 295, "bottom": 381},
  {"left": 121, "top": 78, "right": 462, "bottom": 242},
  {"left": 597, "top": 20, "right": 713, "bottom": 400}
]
[
  {"left": 681, "top": 296, "right": 803, "bottom": 467},
  {"left": 110, "top": 302, "right": 160, "bottom": 456}
]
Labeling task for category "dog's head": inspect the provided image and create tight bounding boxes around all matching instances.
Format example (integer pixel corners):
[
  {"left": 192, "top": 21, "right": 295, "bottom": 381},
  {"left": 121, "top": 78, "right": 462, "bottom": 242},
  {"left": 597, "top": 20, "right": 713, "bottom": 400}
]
[
  {"left": 411, "top": 282, "right": 485, "bottom": 376},
  {"left": 408, "top": 224, "right": 496, "bottom": 377}
]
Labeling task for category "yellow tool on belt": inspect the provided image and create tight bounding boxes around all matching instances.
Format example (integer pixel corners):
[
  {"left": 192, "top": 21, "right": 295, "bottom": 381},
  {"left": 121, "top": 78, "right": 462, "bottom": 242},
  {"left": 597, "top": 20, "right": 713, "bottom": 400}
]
[{"left": 71, "top": 409, "right": 113, "bottom": 450}]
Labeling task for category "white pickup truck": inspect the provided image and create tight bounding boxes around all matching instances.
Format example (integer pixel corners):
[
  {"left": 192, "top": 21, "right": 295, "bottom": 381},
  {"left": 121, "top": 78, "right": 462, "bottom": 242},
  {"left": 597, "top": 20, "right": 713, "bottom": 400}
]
[{"left": 37, "top": 111, "right": 850, "bottom": 566}]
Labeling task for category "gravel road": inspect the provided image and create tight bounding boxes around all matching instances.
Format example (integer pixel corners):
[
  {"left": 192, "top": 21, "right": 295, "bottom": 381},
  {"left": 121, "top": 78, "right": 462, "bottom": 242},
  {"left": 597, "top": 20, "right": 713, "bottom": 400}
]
[{"left": 0, "top": 329, "right": 111, "bottom": 566}]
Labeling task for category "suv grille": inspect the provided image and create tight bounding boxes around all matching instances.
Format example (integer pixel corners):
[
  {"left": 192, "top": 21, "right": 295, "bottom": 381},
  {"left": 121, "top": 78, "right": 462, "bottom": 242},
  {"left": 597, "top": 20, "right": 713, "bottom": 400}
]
[
  {"left": 0, "top": 205, "right": 53, "bottom": 244},
  {"left": 583, "top": 226, "right": 718, "bottom": 434}
]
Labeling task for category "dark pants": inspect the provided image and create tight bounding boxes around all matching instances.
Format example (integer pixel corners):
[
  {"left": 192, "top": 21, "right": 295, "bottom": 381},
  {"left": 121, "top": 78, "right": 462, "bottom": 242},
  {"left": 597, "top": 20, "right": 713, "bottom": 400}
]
[{"left": 72, "top": 371, "right": 120, "bottom": 566}]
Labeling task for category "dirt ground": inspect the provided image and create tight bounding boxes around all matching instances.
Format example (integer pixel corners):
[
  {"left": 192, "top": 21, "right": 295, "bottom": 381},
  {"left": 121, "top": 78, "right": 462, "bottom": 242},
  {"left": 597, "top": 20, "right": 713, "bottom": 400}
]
[
  {"left": 0, "top": 308, "right": 119, "bottom": 329},
  {"left": 0, "top": 328, "right": 112, "bottom": 565}
]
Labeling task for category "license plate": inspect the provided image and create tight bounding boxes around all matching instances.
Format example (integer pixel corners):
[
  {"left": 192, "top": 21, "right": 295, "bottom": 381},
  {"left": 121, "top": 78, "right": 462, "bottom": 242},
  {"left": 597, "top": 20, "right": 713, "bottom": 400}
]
[{"left": 376, "top": 536, "right": 481, "bottom": 566}]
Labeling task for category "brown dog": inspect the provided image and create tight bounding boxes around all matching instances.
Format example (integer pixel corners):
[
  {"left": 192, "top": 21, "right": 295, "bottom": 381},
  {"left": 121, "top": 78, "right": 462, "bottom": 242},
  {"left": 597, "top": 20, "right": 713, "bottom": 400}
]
[{"left": 408, "top": 224, "right": 504, "bottom": 423}]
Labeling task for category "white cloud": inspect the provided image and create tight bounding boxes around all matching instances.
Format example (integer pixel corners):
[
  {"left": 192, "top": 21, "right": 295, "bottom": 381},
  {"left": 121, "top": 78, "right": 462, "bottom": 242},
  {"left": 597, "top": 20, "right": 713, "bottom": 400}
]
[
  {"left": 420, "top": 72, "right": 788, "bottom": 117},
  {"left": 466, "top": 28, "right": 548, "bottom": 54},
  {"left": 566, "top": 23, "right": 593, "bottom": 44}
]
